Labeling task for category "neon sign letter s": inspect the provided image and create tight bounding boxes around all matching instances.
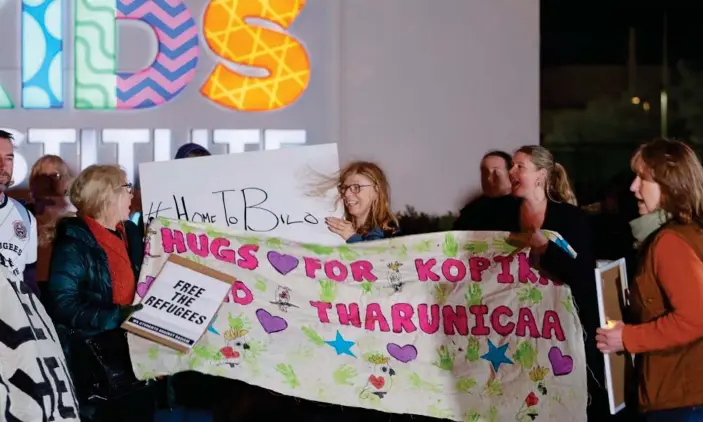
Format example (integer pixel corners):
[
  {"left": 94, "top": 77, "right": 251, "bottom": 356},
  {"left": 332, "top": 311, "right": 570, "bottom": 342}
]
[
  {"left": 74, "top": 0, "right": 199, "bottom": 109},
  {"left": 201, "top": 0, "right": 311, "bottom": 112}
]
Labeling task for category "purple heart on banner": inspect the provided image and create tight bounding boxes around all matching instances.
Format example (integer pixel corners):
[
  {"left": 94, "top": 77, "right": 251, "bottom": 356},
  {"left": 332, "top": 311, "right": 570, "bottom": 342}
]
[
  {"left": 256, "top": 309, "right": 288, "bottom": 334},
  {"left": 267, "top": 251, "right": 299, "bottom": 275},
  {"left": 387, "top": 343, "right": 418, "bottom": 363}
]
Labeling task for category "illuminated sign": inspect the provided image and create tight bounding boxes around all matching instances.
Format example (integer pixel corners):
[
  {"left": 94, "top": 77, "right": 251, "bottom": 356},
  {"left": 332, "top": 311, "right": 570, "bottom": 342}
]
[
  {"left": 5, "top": 0, "right": 310, "bottom": 111},
  {"left": 2, "top": 128, "right": 307, "bottom": 187}
]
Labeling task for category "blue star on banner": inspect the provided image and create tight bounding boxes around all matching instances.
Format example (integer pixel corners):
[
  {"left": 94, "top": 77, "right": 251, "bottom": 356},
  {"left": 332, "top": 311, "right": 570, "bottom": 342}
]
[
  {"left": 325, "top": 330, "right": 356, "bottom": 357},
  {"left": 480, "top": 340, "right": 513, "bottom": 372},
  {"left": 207, "top": 315, "right": 220, "bottom": 335}
]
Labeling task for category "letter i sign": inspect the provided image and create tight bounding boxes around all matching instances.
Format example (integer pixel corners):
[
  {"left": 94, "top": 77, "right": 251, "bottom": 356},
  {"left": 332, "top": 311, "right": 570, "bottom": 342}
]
[{"left": 3, "top": 0, "right": 311, "bottom": 111}]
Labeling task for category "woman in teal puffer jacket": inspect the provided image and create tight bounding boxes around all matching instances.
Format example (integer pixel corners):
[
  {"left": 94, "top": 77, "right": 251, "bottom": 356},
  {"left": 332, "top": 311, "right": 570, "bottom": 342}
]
[{"left": 45, "top": 164, "right": 154, "bottom": 422}]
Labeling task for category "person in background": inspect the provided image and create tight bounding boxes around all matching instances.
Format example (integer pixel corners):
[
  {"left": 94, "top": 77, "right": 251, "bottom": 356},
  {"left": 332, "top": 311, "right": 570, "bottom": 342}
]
[
  {"left": 325, "top": 161, "right": 399, "bottom": 242},
  {"left": 596, "top": 139, "right": 703, "bottom": 422},
  {"left": 159, "top": 140, "right": 229, "bottom": 422},
  {"left": 453, "top": 150, "right": 518, "bottom": 230},
  {"left": 0, "top": 130, "right": 38, "bottom": 296},
  {"left": 174, "top": 143, "right": 211, "bottom": 159},
  {"left": 466, "top": 145, "right": 609, "bottom": 419},
  {"left": 24, "top": 155, "right": 75, "bottom": 300},
  {"left": 45, "top": 165, "right": 151, "bottom": 421}
]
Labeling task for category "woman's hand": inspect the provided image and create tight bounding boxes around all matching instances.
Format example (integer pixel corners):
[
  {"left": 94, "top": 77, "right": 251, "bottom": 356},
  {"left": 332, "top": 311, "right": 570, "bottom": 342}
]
[
  {"left": 325, "top": 217, "right": 356, "bottom": 240},
  {"left": 596, "top": 321, "right": 625, "bottom": 353},
  {"left": 527, "top": 228, "right": 549, "bottom": 262}
]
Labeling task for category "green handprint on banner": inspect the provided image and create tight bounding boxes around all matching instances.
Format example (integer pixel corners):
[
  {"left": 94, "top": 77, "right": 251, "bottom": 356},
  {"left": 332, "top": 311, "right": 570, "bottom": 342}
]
[
  {"left": 465, "top": 283, "right": 483, "bottom": 306},
  {"left": 465, "top": 336, "right": 480, "bottom": 362},
  {"left": 254, "top": 276, "right": 267, "bottom": 292},
  {"left": 433, "top": 345, "right": 455, "bottom": 371},
  {"left": 391, "top": 244, "right": 408, "bottom": 259},
  {"left": 319, "top": 279, "right": 338, "bottom": 302},
  {"left": 442, "top": 233, "right": 458, "bottom": 258},
  {"left": 487, "top": 406, "right": 499, "bottom": 422},
  {"left": 135, "top": 363, "right": 158, "bottom": 380},
  {"left": 360, "top": 281, "right": 373, "bottom": 294},
  {"left": 412, "top": 240, "right": 432, "bottom": 253},
  {"left": 158, "top": 217, "right": 170, "bottom": 227},
  {"left": 233, "top": 236, "right": 260, "bottom": 246},
  {"left": 433, "top": 284, "right": 453, "bottom": 305},
  {"left": 512, "top": 341, "right": 537, "bottom": 369},
  {"left": 338, "top": 246, "right": 359, "bottom": 261},
  {"left": 265, "top": 237, "right": 283, "bottom": 250},
  {"left": 483, "top": 378, "right": 503, "bottom": 397},
  {"left": 185, "top": 256, "right": 202, "bottom": 265},
  {"left": 275, "top": 363, "right": 300, "bottom": 388},
  {"left": 147, "top": 345, "right": 159, "bottom": 360},
  {"left": 206, "top": 228, "right": 231, "bottom": 239},
  {"left": 463, "top": 411, "right": 482, "bottom": 422},
  {"left": 455, "top": 377, "right": 477, "bottom": 393},
  {"left": 301, "top": 244, "right": 335, "bottom": 256},
  {"left": 428, "top": 402, "right": 454, "bottom": 420},
  {"left": 333, "top": 364, "right": 357, "bottom": 385},
  {"left": 492, "top": 236, "right": 518, "bottom": 254},
  {"left": 408, "top": 372, "right": 443, "bottom": 393},
  {"left": 363, "top": 245, "right": 390, "bottom": 255},
  {"left": 178, "top": 222, "right": 196, "bottom": 234},
  {"left": 463, "top": 241, "right": 489, "bottom": 254},
  {"left": 301, "top": 326, "right": 325, "bottom": 346},
  {"left": 562, "top": 294, "right": 576, "bottom": 315},
  {"left": 517, "top": 286, "right": 543, "bottom": 305}
]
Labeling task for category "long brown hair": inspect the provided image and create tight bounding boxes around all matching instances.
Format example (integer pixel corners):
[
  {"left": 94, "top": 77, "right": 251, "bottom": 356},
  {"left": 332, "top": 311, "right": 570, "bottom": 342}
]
[
  {"left": 516, "top": 145, "right": 577, "bottom": 205},
  {"left": 337, "top": 162, "right": 398, "bottom": 234},
  {"left": 631, "top": 138, "right": 703, "bottom": 225}
]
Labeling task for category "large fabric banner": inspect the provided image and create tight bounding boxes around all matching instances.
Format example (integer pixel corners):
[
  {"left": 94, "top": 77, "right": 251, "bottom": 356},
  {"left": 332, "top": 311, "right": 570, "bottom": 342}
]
[{"left": 129, "top": 218, "right": 587, "bottom": 421}]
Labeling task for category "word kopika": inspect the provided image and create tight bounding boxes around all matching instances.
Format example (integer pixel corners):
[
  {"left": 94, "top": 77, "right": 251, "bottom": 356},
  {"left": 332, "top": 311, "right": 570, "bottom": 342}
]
[
  {"left": 147, "top": 189, "right": 319, "bottom": 233},
  {"left": 4, "top": 0, "right": 310, "bottom": 111}
]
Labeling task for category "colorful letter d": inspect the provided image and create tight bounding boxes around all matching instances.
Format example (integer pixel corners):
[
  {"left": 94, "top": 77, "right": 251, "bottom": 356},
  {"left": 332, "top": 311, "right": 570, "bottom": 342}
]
[{"left": 74, "top": 0, "right": 200, "bottom": 110}]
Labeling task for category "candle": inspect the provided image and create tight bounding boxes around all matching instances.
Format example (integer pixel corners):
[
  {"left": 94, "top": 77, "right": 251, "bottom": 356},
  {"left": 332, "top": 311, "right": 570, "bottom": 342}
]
[{"left": 606, "top": 320, "right": 616, "bottom": 328}]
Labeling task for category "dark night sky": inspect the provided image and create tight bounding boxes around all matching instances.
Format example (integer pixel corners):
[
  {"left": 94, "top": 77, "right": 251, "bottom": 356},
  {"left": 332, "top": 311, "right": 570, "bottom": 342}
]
[{"left": 542, "top": 1, "right": 703, "bottom": 66}]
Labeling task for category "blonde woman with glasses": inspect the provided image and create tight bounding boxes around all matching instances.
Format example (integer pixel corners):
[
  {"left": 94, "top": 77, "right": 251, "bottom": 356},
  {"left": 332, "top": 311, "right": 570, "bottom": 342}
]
[{"left": 45, "top": 164, "right": 154, "bottom": 421}]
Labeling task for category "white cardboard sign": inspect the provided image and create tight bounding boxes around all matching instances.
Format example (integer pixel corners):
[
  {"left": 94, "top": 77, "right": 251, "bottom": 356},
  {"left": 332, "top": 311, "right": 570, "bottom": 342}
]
[
  {"left": 123, "top": 255, "right": 233, "bottom": 352},
  {"left": 138, "top": 143, "right": 343, "bottom": 245}
]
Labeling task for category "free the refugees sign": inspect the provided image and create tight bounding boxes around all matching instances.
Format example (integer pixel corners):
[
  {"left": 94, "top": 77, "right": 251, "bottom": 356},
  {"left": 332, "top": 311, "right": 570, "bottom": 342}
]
[{"left": 123, "top": 255, "right": 233, "bottom": 353}]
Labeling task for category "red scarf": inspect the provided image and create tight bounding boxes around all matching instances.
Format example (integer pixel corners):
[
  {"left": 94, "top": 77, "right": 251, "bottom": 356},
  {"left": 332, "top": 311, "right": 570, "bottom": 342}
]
[{"left": 83, "top": 217, "right": 136, "bottom": 305}]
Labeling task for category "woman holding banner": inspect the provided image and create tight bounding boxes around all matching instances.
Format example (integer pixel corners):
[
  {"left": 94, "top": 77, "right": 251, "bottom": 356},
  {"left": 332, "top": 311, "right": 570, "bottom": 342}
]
[
  {"left": 462, "top": 145, "right": 610, "bottom": 420},
  {"left": 325, "top": 161, "right": 399, "bottom": 242},
  {"left": 597, "top": 139, "right": 703, "bottom": 422},
  {"left": 45, "top": 165, "right": 154, "bottom": 421}
]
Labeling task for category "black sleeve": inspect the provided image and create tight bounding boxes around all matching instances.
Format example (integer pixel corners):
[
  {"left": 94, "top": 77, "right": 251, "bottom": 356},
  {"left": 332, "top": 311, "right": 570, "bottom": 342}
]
[{"left": 540, "top": 206, "right": 596, "bottom": 288}]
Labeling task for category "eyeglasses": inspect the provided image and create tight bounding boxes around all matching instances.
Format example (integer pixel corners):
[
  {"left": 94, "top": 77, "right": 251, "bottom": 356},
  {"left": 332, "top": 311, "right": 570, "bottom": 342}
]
[
  {"left": 121, "top": 183, "right": 134, "bottom": 194},
  {"left": 338, "top": 184, "right": 373, "bottom": 194}
]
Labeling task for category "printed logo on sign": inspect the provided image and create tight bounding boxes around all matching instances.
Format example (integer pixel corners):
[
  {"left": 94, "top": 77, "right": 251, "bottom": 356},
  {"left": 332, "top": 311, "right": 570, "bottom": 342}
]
[
  {"left": 1, "top": 0, "right": 311, "bottom": 111},
  {"left": 13, "top": 220, "right": 27, "bottom": 240}
]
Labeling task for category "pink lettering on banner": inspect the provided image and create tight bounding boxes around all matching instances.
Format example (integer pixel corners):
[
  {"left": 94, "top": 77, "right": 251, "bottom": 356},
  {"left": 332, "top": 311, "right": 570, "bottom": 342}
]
[
  {"left": 349, "top": 260, "right": 377, "bottom": 282},
  {"left": 493, "top": 255, "right": 515, "bottom": 284},
  {"left": 391, "top": 303, "right": 417, "bottom": 333},
  {"left": 223, "top": 280, "right": 253, "bottom": 305},
  {"left": 336, "top": 303, "right": 362, "bottom": 328},
  {"left": 517, "top": 253, "right": 549, "bottom": 285},
  {"left": 304, "top": 257, "right": 377, "bottom": 283},
  {"left": 441, "top": 258, "right": 466, "bottom": 283},
  {"left": 159, "top": 228, "right": 260, "bottom": 270},
  {"left": 418, "top": 304, "right": 440, "bottom": 334},
  {"left": 468, "top": 257, "right": 490, "bottom": 281},
  {"left": 116, "top": 0, "right": 200, "bottom": 109},
  {"left": 415, "top": 258, "right": 440, "bottom": 282}
]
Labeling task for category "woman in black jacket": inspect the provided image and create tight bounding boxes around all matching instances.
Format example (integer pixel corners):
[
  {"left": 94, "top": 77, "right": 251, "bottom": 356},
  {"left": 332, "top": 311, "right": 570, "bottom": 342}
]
[{"left": 458, "top": 145, "right": 611, "bottom": 421}]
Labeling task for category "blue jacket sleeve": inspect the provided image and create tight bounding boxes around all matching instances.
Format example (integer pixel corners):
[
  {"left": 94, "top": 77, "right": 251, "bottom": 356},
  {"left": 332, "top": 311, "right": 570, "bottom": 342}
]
[
  {"left": 47, "top": 239, "right": 122, "bottom": 331},
  {"left": 346, "top": 227, "right": 386, "bottom": 244}
]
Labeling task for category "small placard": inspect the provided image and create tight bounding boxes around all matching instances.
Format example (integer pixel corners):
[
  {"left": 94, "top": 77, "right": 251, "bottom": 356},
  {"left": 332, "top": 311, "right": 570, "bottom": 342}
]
[{"left": 122, "top": 255, "right": 234, "bottom": 352}]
